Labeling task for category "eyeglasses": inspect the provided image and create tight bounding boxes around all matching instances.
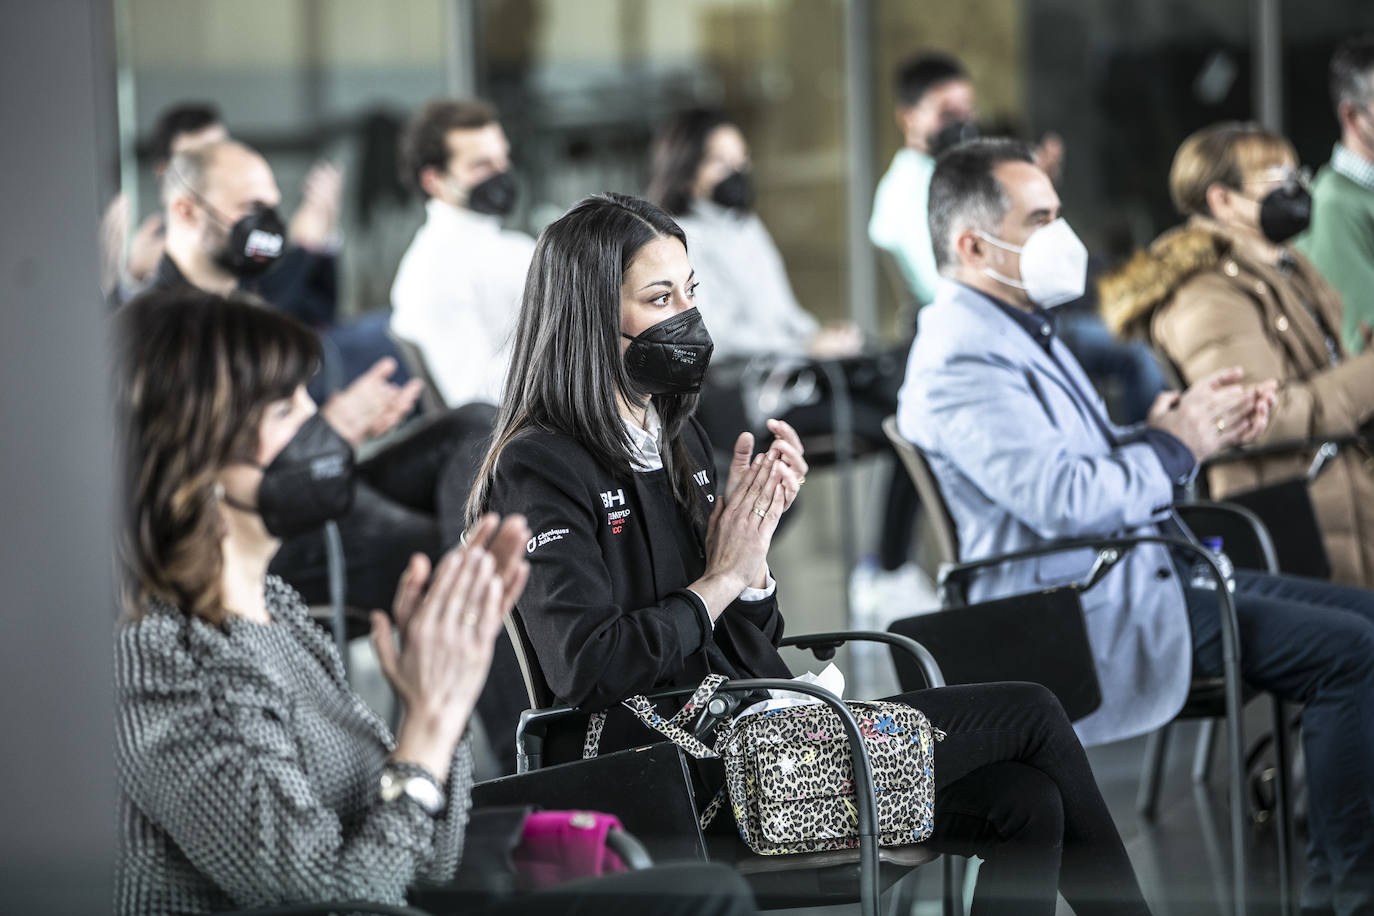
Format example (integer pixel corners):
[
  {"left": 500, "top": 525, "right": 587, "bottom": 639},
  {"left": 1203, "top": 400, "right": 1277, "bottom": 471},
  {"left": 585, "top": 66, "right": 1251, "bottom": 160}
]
[{"left": 1242, "top": 165, "right": 1312, "bottom": 190}]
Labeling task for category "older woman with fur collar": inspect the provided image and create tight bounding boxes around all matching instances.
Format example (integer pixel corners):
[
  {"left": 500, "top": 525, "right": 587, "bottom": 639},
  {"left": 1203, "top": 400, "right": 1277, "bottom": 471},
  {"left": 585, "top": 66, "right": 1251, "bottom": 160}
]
[{"left": 1100, "top": 121, "right": 1374, "bottom": 587}]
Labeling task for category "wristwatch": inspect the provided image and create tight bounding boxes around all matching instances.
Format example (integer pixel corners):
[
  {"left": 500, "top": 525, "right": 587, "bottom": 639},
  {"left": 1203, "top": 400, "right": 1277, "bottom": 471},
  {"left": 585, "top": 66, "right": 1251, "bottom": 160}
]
[{"left": 379, "top": 764, "right": 445, "bottom": 816}]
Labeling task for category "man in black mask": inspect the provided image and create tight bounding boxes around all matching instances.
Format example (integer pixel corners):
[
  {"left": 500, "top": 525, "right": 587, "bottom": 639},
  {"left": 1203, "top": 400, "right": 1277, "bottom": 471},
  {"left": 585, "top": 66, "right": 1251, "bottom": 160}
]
[{"left": 391, "top": 97, "right": 535, "bottom": 409}]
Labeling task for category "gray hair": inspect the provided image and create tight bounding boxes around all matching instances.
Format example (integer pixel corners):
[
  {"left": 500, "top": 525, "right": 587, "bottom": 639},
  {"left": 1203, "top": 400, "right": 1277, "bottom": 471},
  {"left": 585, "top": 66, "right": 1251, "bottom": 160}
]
[
  {"left": 160, "top": 145, "right": 217, "bottom": 208},
  {"left": 927, "top": 138, "right": 1035, "bottom": 273},
  {"left": 1331, "top": 35, "right": 1374, "bottom": 116}
]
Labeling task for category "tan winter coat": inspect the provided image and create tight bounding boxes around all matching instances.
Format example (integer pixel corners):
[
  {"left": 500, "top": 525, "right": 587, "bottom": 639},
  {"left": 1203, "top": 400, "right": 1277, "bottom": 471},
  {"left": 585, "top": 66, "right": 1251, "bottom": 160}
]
[{"left": 1100, "top": 216, "right": 1374, "bottom": 587}]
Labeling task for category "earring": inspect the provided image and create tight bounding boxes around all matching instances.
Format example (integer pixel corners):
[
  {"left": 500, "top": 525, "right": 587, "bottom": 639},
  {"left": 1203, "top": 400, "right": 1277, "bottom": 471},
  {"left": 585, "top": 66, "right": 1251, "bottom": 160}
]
[{"left": 213, "top": 482, "right": 225, "bottom": 501}]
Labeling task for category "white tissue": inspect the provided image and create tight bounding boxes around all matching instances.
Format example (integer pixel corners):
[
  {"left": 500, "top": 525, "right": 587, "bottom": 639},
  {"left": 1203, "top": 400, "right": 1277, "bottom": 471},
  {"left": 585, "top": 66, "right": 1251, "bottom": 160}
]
[{"left": 732, "top": 662, "right": 846, "bottom": 722}]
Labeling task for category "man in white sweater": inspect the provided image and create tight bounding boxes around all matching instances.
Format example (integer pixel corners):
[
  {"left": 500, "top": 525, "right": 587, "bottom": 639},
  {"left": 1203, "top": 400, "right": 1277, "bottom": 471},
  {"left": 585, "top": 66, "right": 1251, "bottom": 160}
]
[{"left": 391, "top": 98, "right": 535, "bottom": 407}]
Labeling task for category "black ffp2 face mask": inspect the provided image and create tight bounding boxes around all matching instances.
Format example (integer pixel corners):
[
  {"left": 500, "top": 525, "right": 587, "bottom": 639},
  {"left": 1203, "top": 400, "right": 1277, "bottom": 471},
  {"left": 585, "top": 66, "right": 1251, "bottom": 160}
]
[
  {"left": 224, "top": 413, "right": 355, "bottom": 538},
  {"left": 466, "top": 170, "right": 518, "bottom": 217},
  {"left": 621, "top": 307, "right": 715, "bottom": 395},
  {"left": 213, "top": 204, "right": 287, "bottom": 279},
  {"left": 710, "top": 171, "right": 755, "bottom": 212},
  {"left": 1257, "top": 183, "right": 1312, "bottom": 244}
]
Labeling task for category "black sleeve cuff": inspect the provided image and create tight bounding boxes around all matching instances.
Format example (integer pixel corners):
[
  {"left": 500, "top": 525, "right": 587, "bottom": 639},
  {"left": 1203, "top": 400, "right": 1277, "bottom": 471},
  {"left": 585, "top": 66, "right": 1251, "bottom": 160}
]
[{"left": 665, "top": 590, "right": 712, "bottom": 658}]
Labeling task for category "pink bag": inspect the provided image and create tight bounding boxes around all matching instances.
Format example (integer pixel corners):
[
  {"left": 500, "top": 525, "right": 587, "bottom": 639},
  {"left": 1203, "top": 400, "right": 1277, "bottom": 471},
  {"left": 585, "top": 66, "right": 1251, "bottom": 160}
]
[{"left": 510, "top": 810, "right": 629, "bottom": 890}]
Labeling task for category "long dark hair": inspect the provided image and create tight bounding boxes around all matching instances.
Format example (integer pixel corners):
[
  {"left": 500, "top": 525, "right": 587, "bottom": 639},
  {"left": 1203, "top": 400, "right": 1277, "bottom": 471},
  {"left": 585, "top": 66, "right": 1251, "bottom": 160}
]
[
  {"left": 467, "top": 193, "right": 703, "bottom": 527},
  {"left": 115, "top": 288, "right": 320, "bottom": 624},
  {"left": 645, "top": 108, "right": 732, "bottom": 216}
]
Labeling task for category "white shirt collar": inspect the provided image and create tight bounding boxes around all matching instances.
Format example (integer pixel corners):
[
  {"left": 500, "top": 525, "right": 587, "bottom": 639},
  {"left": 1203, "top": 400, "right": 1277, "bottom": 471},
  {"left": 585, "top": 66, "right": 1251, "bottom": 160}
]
[
  {"left": 622, "top": 403, "right": 665, "bottom": 472},
  {"left": 424, "top": 197, "right": 503, "bottom": 234}
]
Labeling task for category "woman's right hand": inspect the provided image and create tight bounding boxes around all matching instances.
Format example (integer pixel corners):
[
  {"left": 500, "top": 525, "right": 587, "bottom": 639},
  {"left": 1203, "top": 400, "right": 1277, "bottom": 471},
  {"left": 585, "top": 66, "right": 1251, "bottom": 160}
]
[
  {"left": 695, "top": 433, "right": 788, "bottom": 619},
  {"left": 370, "top": 513, "right": 531, "bottom": 781}
]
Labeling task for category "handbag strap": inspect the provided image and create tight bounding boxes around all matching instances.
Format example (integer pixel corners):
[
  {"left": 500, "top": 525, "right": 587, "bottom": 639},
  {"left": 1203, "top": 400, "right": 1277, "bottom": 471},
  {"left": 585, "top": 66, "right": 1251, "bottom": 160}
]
[{"left": 583, "top": 674, "right": 727, "bottom": 760}]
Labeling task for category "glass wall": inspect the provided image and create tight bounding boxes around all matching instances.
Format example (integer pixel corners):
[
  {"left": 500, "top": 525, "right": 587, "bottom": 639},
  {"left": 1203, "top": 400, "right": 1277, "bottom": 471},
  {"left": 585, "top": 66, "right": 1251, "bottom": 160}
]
[
  {"left": 112, "top": 0, "right": 1374, "bottom": 325},
  {"left": 477, "top": 0, "right": 852, "bottom": 324}
]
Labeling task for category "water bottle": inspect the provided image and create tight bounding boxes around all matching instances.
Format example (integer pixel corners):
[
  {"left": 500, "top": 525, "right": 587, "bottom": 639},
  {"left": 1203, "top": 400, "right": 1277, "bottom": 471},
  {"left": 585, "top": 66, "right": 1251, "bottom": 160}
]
[{"left": 1188, "top": 536, "right": 1236, "bottom": 592}]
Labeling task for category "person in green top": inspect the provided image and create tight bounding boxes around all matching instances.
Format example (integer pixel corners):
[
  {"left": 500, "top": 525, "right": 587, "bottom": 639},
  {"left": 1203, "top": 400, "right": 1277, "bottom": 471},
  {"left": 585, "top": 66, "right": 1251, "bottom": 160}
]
[
  {"left": 1297, "top": 34, "right": 1374, "bottom": 355},
  {"left": 868, "top": 53, "right": 975, "bottom": 308}
]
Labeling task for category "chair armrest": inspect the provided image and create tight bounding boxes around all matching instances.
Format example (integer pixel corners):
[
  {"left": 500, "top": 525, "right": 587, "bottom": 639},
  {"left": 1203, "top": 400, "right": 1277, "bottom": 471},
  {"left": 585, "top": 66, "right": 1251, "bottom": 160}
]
[
  {"left": 1203, "top": 435, "right": 1364, "bottom": 481},
  {"left": 606, "top": 828, "right": 655, "bottom": 871},
  {"left": 936, "top": 536, "right": 1140, "bottom": 600},
  {"left": 780, "top": 630, "right": 946, "bottom": 688}
]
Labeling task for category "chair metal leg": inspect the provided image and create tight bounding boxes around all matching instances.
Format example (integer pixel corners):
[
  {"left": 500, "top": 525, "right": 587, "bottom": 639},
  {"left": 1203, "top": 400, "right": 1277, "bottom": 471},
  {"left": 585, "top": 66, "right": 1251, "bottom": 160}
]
[
  {"left": 1192, "top": 717, "right": 1217, "bottom": 785},
  {"left": 1271, "top": 697, "right": 1294, "bottom": 916},
  {"left": 942, "top": 855, "right": 964, "bottom": 916},
  {"left": 1224, "top": 679, "right": 1248, "bottom": 916},
  {"left": 1136, "top": 724, "right": 1171, "bottom": 821}
]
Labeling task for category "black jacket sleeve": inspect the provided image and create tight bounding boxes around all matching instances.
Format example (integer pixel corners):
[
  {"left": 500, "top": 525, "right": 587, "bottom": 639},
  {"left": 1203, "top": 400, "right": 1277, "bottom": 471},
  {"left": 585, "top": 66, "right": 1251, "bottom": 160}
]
[{"left": 488, "top": 436, "right": 714, "bottom": 710}]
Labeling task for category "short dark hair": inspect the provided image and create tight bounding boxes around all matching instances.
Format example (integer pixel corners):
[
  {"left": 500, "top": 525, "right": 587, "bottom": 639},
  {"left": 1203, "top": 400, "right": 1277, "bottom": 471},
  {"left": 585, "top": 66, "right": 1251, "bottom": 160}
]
[
  {"left": 1330, "top": 34, "right": 1374, "bottom": 116},
  {"left": 398, "top": 97, "right": 499, "bottom": 198},
  {"left": 645, "top": 108, "right": 734, "bottom": 216},
  {"left": 927, "top": 138, "right": 1035, "bottom": 272},
  {"left": 150, "top": 102, "right": 223, "bottom": 166},
  {"left": 895, "top": 53, "right": 968, "bottom": 109}
]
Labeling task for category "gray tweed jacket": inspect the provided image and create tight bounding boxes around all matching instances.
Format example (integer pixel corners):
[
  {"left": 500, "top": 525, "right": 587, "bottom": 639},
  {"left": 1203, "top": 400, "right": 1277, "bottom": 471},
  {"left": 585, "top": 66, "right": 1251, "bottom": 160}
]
[{"left": 114, "top": 576, "right": 472, "bottom": 915}]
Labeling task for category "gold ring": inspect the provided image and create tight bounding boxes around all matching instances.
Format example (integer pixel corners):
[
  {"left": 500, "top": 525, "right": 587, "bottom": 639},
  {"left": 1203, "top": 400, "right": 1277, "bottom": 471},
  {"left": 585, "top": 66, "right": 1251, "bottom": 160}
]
[
  {"left": 1215, "top": 417, "right": 1226, "bottom": 432},
  {"left": 753, "top": 506, "right": 767, "bottom": 518},
  {"left": 795, "top": 476, "right": 806, "bottom": 486},
  {"left": 460, "top": 612, "right": 479, "bottom": 627}
]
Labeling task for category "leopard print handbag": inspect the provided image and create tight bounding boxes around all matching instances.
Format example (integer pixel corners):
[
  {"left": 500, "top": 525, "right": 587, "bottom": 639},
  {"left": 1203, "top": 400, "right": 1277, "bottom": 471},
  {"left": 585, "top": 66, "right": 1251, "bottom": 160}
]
[{"left": 583, "top": 676, "right": 942, "bottom": 856}]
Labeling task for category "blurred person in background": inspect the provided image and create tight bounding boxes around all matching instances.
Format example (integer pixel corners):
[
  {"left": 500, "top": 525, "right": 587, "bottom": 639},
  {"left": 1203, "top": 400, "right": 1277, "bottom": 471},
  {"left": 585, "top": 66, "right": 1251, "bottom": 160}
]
[
  {"left": 100, "top": 101, "right": 397, "bottom": 389},
  {"left": 1102, "top": 122, "right": 1374, "bottom": 590},
  {"left": 872, "top": 53, "right": 1162, "bottom": 424},
  {"left": 647, "top": 108, "right": 923, "bottom": 586},
  {"left": 391, "top": 97, "right": 536, "bottom": 408},
  {"left": 1298, "top": 34, "right": 1374, "bottom": 355}
]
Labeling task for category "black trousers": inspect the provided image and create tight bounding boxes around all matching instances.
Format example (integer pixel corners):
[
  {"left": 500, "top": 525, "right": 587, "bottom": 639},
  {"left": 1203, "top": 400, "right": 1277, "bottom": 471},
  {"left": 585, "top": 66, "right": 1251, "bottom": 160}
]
[
  {"left": 883, "top": 682, "right": 1152, "bottom": 916},
  {"left": 1185, "top": 571, "right": 1374, "bottom": 915}
]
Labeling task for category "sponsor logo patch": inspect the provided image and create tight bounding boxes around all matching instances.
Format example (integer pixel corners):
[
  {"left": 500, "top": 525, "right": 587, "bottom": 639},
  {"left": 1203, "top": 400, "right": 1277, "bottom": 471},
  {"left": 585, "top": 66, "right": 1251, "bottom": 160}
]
[
  {"left": 600, "top": 488, "right": 626, "bottom": 509},
  {"left": 526, "top": 527, "right": 570, "bottom": 553},
  {"left": 606, "top": 507, "right": 631, "bottom": 535}
]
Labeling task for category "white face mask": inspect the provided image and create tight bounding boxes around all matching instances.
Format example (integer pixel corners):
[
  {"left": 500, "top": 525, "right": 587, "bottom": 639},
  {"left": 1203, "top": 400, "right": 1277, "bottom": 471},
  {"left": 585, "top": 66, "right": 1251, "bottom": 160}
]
[{"left": 976, "top": 218, "right": 1088, "bottom": 308}]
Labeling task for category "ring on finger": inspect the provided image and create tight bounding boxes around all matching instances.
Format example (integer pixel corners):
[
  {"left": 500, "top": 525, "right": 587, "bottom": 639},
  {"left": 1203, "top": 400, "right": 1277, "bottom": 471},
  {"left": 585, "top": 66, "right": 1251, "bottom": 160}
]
[
  {"left": 753, "top": 505, "right": 768, "bottom": 518},
  {"left": 1215, "top": 417, "right": 1226, "bottom": 432},
  {"left": 795, "top": 476, "right": 806, "bottom": 486},
  {"left": 460, "top": 611, "right": 480, "bottom": 627}
]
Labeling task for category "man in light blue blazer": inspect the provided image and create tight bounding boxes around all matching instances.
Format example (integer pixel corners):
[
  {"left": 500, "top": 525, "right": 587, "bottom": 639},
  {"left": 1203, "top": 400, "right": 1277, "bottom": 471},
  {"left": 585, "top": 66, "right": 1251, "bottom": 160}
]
[{"left": 899, "top": 138, "right": 1374, "bottom": 914}]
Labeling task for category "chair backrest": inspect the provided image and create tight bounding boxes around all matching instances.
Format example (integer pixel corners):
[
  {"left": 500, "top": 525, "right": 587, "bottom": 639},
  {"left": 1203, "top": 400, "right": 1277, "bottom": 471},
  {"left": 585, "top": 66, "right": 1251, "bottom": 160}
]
[
  {"left": 386, "top": 327, "right": 449, "bottom": 416},
  {"left": 881, "top": 415, "right": 959, "bottom": 568},
  {"left": 504, "top": 610, "right": 557, "bottom": 711},
  {"left": 888, "top": 587, "right": 1103, "bottom": 721}
]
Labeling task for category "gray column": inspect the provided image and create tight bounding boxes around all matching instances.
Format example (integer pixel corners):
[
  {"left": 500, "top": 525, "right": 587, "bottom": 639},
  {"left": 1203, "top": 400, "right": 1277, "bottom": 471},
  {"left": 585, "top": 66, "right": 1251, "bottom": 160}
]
[
  {"left": 445, "top": 0, "right": 480, "bottom": 98},
  {"left": 1252, "top": 0, "right": 1283, "bottom": 131},
  {"left": 0, "top": 2, "right": 117, "bottom": 913},
  {"left": 844, "top": 0, "right": 880, "bottom": 335}
]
